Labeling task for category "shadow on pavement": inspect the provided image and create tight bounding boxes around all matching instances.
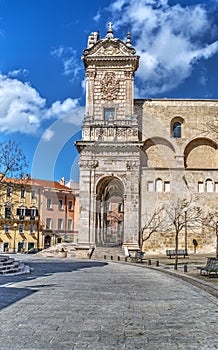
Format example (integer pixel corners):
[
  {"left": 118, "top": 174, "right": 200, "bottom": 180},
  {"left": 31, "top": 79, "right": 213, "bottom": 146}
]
[{"left": 0, "top": 260, "right": 108, "bottom": 311}]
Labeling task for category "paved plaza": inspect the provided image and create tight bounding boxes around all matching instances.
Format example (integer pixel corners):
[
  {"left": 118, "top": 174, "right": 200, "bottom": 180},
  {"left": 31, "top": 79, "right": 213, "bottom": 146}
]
[{"left": 0, "top": 256, "right": 218, "bottom": 350}]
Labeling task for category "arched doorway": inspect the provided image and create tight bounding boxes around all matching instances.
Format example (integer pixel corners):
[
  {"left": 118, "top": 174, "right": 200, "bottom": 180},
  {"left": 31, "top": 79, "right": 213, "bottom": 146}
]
[
  {"left": 44, "top": 235, "right": 51, "bottom": 249},
  {"left": 95, "top": 176, "right": 124, "bottom": 246}
]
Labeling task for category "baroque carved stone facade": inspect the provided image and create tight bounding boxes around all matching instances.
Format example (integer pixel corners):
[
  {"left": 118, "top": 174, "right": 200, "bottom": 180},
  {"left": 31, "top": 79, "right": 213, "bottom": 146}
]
[{"left": 76, "top": 24, "right": 218, "bottom": 254}]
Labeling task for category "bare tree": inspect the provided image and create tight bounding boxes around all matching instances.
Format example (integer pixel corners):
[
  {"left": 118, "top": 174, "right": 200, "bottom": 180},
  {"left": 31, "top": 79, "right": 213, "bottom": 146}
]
[
  {"left": 0, "top": 140, "right": 28, "bottom": 180},
  {"left": 139, "top": 206, "right": 165, "bottom": 250},
  {"left": 203, "top": 209, "right": 218, "bottom": 258},
  {"left": 164, "top": 197, "right": 202, "bottom": 269}
]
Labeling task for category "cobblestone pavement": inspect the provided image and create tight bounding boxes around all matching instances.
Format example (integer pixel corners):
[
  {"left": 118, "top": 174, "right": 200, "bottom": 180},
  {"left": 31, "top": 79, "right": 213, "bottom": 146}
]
[{"left": 0, "top": 256, "right": 218, "bottom": 350}]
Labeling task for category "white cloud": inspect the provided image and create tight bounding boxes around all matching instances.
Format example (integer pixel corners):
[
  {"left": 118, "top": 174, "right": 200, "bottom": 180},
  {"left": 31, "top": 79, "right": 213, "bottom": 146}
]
[
  {"left": 0, "top": 74, "right": 81, "bottom": 134},
  {"left": 106, "top": 0, "right": 218, "bottom": 95},
  {"left": 45, "top": 98, "right": 79, "bottom": 119},
  {"left": 42, "top": 129, "right": 55, "bottom": 142},
  {"left": 51, "top": 46, "right": 82, "bottom": 79},
  {"left": 8, "top": 68, "right": 29, "bottom": 78}
]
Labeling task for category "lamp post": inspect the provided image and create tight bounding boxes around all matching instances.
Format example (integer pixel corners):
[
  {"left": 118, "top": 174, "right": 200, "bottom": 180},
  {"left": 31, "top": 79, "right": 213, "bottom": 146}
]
[
  {"left": 13, "top": 223, "right": 17, "bottom": 253},
  {"left": 184, "top": 207, "right": 188, "bottom": 254}
]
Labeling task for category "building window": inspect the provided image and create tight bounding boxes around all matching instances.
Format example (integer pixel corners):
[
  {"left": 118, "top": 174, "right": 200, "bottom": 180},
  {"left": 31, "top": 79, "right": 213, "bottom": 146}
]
[
  {"left": 5, "top": 207, "right": 11, "bottom": 219},
  {"left": 58, "top": 199, "right": 63, "bottom": 210},
  {"left": 155, "top": 179, "right": 163, "bottom": 192},
  {"left": 147, "top": 181, "right": 154, "bottom": 192},
  {"left": 104, "top": 108, "right": 115, "bottom": 122},
  {"left": 58, "top": 219, "right": 63, "bottom": 230},
  {"left": 19, "top": 224, "right": 24, "bottom": 234},
  {"left": 206, "top": 179, "right": 213, "bottom": 193},
  {"left": 17, "top": 206, "right": 26, "bottom": 220},
  {"left": 4, "top": 225, "right": 10, "bottom": 234},
  {"left": 31, "top": 190, "right": 36, "bottom": 200},
  {"left": 29, "top": 207, "right": 38, "bottom": 220},
  {"left": 68, "top": 201, "right": 73, "bottom": 210},
  {"left": 20, "top": 187, "right": 26, "bottom": 198},
  {"left": 68, "top": 219, "right": 73, "bottom": 231},
  {"left": 6, "top": 186, "right": 12, "bottom": 197},
  {"left": 164, "top": 182, "right": 170, "bottom": 192},
  {"left": 47, "top": 198, "right": 52, "bottom": 209},
  {"left": 30, "top": 224, "right": 35, "bottom": 234},
  {"left": 118, "top": 203, "right": 123, "bottom": 212},
  {"left": 198, "top": 182, "right": 204, "bottom": 193},
  {"left": 46, "top": 218, "right": 52, "bottom": 230},
  {"left": 173, "top": 122, "right": 181, "bottom": 138}
]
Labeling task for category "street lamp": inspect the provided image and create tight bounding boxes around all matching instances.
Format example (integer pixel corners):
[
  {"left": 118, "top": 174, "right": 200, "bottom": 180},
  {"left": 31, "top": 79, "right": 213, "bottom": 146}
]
[
  {"left": 13, "top": 223, "right": 17, "bottom": 253},
  {"left": 184, "top": 207, "right": 188, "bottom": 254}
]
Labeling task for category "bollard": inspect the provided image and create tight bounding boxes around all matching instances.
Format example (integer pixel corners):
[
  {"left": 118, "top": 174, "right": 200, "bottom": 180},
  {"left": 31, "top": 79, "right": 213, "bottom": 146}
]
[
  {"left": 117, "top": 256, "right": 120, "bottom": 261},
  {"left": 148, "top": 259, "right": 151, "bottom": 266},
  {"left": 156, "top": 260, "right": 159, "bottom": 267},
  {"left": 184, "top": 264, "right": 188, "bottom": 273},
  {"left": 104, "top": 255, "right": 107, "bottom": 260},
  {"left": 125, "top": 257, "right": 128, "bottom": 262}
]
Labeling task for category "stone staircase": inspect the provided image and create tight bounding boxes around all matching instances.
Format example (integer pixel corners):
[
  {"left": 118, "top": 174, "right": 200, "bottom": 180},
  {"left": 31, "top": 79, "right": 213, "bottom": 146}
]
[
  {"left": 0, "top": 255, "right": 31, "bottom": 276},
  {"left": 91, "top": 245, "right": 127, "bottom": 261}
]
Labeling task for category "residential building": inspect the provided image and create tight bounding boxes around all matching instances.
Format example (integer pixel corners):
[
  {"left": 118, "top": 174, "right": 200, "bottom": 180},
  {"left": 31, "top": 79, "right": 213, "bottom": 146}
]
[{"left": 0, "top": 177, "right": 78, "bottom": 252}]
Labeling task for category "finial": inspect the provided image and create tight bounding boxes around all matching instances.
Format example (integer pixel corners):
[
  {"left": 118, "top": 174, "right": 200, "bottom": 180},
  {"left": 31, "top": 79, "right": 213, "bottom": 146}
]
[
  {"left": 106, "top": 22, "right": 114, "bottom": 39},
  {"left": 126, "top": 32, "right": 132, "bottom": 47}
]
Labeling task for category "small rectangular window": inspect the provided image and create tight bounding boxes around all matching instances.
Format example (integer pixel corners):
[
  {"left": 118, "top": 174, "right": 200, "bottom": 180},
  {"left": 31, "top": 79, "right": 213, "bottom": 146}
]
[
  {"left": 68, "top": 201, "right": 73, "bottom": 210},
  {"left": 164, "top": 182, "right": 170, "bottom": 192},
  {"left": 147, "top": 181, "right": 154, "bottom": 192},
  {"left": 30, "top": 224, "right": 35, "bottom": 234},
  {"left": 31, "top": 190, "right": 36, "bottom": 200},
  {"left": 68, "top": 219, "right": 73, "bottom": 231},
  {"left": 47, "top": 198, "right": 52, "bottom": 209},
  {"left": 5, "top": 207, "right": 11, "bottom": 219},
  {"left": 20, "top": 187, "right": 26, "bottom": 198},
  {"left": 58, "top": 199, "right": 63, "bottom": 210},
  {"left": 58, "top": 219, "right": 63, "bottom": 230},
  {"left": 46, "top": 218, "right": 52, "bottom": 230},
  {"left": 4, "top": 225, "right": 10, "bottom": 234},
  {"left": 19, "top": 224, "right": 24, "bottom": 234},
  {"left": 104, "top": 108, "right": 115, "bottom": 121},
  {"left": 6, "top": 186, "right": 12, "bottom": 197},
  {"left": 198, "top": 182, "right": 204, "bottom": 193}
]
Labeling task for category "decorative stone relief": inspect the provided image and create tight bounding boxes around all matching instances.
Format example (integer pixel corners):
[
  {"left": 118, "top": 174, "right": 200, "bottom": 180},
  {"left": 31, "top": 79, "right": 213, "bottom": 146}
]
[
  {"left": 79, "top": 160, "right": 99, "bottom": 169},
  {"left": 101, "top": 72, "right": 120, "bottom": 100},
  {"left": 126, "top": 161, "right": 137, "bottom": 170}
]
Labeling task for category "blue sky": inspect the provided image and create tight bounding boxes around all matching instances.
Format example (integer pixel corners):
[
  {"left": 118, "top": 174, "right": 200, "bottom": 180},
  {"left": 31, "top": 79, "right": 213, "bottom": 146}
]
[{"left": 0, "top": 0, "right": 218, "bottom": 182}]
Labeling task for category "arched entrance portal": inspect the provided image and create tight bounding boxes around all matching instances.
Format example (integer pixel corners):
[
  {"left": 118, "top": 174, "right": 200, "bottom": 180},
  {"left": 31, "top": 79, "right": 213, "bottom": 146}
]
[{"left": 96, "top": 176, "right": 124, "bottom": 246}]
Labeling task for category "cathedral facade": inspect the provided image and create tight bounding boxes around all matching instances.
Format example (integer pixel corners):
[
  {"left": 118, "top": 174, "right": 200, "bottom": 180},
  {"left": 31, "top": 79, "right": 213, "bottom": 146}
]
[{"left": 76, "top": 24, "right": 218, "bottom": 254}]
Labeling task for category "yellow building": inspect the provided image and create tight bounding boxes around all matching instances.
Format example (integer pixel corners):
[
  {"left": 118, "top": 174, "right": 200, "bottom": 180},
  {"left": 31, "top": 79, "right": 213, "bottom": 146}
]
[
  {"left": 0, "top": 177, "right": 41, "bottom": 253},
  {"left": 0, "top": 177, "right": 79, "bottom": 253}
]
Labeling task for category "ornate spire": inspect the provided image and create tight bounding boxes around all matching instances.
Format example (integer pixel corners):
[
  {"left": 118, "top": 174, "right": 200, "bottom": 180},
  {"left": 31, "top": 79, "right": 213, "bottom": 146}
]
[
  {"left": 126, "top": 32, "right": 132, "bottom": 47},
  {"left": 106, "top": 22, "right": 114, "bottom": 39}
]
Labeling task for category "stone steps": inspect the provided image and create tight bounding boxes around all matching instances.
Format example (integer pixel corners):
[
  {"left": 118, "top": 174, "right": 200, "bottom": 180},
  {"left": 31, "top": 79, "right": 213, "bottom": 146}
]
[
  {"left": 91, "top": 246, "right": 126, "bottom": 261},
  {"left": 0, "top": 255, "right": 31, "bottom": 276}
]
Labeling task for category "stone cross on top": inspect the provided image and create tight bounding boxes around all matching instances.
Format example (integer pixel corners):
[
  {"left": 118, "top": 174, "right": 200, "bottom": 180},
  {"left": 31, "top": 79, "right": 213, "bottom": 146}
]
[{"left": 106, "top": 22, "right": 114, "bottom": 39}]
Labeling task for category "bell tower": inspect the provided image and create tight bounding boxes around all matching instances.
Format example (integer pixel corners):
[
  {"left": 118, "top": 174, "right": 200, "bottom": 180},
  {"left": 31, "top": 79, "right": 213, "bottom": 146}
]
[{"left": 76, "top": 23, "right": 141, "bottom": 246}]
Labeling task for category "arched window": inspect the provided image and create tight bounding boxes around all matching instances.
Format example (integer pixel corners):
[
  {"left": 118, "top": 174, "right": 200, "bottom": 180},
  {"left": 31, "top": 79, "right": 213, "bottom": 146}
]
[
  {"left": 206, "top": 179, "right": 213, "bottom": 193},
  {"left": 171, "top": 116, "right": 184, "bottom": 138},
  {"left": 173, "top": 122, "right": 181, "bottom": 138},
  {"left": 155, "top": 178, "right": 163, "bottom": 192}
]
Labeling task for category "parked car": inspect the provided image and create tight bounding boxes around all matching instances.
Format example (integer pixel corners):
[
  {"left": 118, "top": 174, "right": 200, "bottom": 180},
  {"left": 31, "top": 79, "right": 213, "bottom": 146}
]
[{"left": 25, "top": 248, "right": 42, "bottom": 254}]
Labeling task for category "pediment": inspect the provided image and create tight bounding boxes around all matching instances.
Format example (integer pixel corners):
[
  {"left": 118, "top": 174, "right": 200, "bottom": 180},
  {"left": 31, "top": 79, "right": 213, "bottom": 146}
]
[{"left": 84, "top": 39, "right": 136, "bottom": 57}]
